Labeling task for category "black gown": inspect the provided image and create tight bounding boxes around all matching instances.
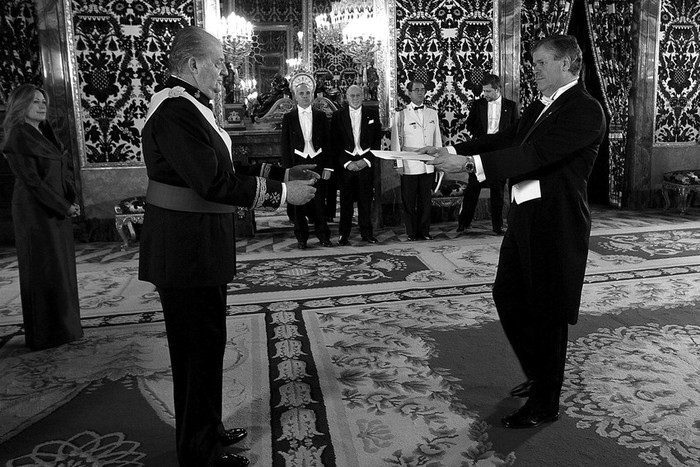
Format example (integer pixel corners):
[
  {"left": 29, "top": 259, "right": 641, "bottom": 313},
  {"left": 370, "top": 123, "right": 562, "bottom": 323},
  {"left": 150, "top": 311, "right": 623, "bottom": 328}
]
[{"left": 4, "top": 122, "right": 83, "bottom": 350}]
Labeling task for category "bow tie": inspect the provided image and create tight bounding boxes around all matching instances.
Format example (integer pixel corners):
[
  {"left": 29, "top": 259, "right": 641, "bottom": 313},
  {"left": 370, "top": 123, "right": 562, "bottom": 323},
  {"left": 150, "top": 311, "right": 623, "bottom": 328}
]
[
  {"left": 299, "top": 108, "right": 311, "bottom": 114},
  {"left": 540, "top": 95, "right": 554, "bottom": 106},
  {"left": 350, "top": 108, "right": 361, "bottom": 114},
  {"left": 414, "top": 105, "right": 424, "bottom": 110}
]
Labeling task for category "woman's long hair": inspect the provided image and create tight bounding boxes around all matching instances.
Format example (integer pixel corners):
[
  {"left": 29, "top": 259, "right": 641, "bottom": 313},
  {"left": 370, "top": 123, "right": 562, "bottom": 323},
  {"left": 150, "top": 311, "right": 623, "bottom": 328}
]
[{"left": 1, "top": 84, "right": 49, "bottom": 151}]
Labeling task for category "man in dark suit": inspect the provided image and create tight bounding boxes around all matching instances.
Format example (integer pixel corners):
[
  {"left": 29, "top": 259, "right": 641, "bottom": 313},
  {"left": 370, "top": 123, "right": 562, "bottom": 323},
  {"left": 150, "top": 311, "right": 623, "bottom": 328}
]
[
  {"left": 139, "top": 27, "right": 317, "bottom": 467},
  {"left": 425, "top": 35, "right": 606, "bottom": 429},
  {"left": 281, "top": 82, "right": 334, "bottom": 249},
  {"left": 459, "top": 73, "right": 518, "bottom": 235},
  {"left": 330, "top": 84, "right": 383, "bottom": 245}
]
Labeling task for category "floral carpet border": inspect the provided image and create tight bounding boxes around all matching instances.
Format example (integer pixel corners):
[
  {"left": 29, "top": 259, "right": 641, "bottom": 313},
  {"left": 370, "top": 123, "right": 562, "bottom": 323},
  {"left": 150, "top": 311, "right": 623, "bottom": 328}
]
[{"left": 1, "top": 263, "right": 698, "bottom": 343}]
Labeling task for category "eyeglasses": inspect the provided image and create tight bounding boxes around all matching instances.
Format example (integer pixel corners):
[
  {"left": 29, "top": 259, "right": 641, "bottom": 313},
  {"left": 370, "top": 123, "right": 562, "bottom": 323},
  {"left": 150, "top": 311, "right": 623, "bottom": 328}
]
[{"left": 411, "top": 88, "right": 426, "bottom": 93}]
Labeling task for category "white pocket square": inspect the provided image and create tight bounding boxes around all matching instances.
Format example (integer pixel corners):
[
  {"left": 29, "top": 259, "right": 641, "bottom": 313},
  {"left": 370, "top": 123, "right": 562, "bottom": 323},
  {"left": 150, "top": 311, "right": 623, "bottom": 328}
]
[{"left": 368, "top": 119, "right": 374, "bottom": 124}]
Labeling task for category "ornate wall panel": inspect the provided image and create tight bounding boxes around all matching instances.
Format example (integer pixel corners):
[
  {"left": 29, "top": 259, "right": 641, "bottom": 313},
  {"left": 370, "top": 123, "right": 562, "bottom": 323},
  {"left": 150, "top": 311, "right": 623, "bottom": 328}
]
[
  {"left": 70, "top": 0, "right": 193, "bottom": 165},
  {"left": 654, "top": 0, "right": 700, "bottom": 143},
  {"left": 519, "top": 0, "right": 573, "bottom": 108},
  {"left": 0, "top": 0, "right": 43, "bottom": 102},
  {"left": 395, "top": 0, "right": 493, "bottom": 145},
  {"left": 586, "top": 0, "right": 633, "bottom": 206}
]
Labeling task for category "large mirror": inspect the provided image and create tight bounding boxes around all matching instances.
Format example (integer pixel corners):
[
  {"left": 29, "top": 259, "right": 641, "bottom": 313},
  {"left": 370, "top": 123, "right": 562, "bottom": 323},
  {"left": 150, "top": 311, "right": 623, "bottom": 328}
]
[{"left": 216, "top": 0, "right": 391, "bottom": 126}]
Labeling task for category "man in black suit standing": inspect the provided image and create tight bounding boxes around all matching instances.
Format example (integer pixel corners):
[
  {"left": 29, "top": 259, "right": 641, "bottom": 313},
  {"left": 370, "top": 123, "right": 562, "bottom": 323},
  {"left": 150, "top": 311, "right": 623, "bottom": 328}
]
[
  {"left": 458, "top": 73, "right": 518, "bottom": 235},
  {"left": 331, "top": 84, "right": 383, "bottom": 245},
  {"left": 281, "top": 82, "right": 334, "bottom": 249},
  {"left": 139, "top": 27, "right": 317, "bottom": 467},
  {"left": 424, "top": 35, "right": 606, "bottom": 429}
]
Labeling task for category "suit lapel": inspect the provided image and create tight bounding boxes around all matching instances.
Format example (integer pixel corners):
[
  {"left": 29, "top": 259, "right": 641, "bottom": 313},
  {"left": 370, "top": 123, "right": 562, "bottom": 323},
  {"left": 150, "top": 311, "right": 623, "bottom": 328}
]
[
  {"left": 479, "top": 101, "right": 488, "bottom": 131},
  {"left": 342, "top": 107, "right": 354, "bottom": 143},
  {"left": 521, "top": 85, "right": 581, "bottom": 143}
]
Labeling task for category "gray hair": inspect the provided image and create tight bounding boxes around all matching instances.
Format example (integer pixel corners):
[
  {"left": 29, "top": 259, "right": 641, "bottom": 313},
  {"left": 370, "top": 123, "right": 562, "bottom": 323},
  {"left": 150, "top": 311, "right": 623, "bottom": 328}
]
[
  {"left": 533, "top": 35, "right": 583, "bottom": 76},
  {"left": 168, "top": 26, "right": 220, "bottom": 75}
]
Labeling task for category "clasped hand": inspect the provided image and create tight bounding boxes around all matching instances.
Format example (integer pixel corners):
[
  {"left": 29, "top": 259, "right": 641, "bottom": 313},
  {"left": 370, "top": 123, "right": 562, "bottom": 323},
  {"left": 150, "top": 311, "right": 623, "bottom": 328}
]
[{"left": 419, "top": 146, "right": 475, "bottom": 174}]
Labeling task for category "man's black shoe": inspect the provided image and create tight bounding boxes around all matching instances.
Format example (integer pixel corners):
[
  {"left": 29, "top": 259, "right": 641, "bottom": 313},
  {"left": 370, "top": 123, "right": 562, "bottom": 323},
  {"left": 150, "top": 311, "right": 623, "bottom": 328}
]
[
  {"left": 338, "top": 236, "right": 350, "bottom": 246},
  {"left": 422, "top": 234, "right": 434, "bottom": 240},
  {"left": 362, "top": 236, "right": 378, "bottom": 244},
  {"left": 220, "top": 428, "right": 247, "bottom": 446},
  {"left": 210, "top": 453, "right": 249, "bottom": 467},
  {"left": 407, "top": 235, "right": 418, "bottom": 241},
  {"left": 494, "top": 228, "right": 505, "bottom": 235},
  {"left": 509, "top": 379, "right": 534, "bottom": 398},
  {"left": 320, "top": 240, "right": 334, "bottom": 247},
  {"left": 502, "top": 405, "right": 559, "bottom": 429},
  {"left": 297, "top": 241, "right": 307, "bottom": 250},
  {"left": 456, "top": 223, "right": 466, "bottom": 232}
]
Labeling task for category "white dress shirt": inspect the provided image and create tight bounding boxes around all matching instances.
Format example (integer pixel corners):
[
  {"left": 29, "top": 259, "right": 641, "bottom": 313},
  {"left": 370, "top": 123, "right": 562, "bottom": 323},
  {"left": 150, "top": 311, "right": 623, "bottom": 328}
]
[
  {"left": 298, "top": 105, "right": 316, "bottom": 157},
  {"left": 487, "top": 96, "right": 502, "bottom": 135}
]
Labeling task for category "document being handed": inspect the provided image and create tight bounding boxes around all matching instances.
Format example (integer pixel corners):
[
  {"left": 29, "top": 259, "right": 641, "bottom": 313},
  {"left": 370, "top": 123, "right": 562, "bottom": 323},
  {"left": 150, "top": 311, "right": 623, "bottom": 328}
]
[{"left": 372, "top": 150, "right": 435, "bottom": 161}]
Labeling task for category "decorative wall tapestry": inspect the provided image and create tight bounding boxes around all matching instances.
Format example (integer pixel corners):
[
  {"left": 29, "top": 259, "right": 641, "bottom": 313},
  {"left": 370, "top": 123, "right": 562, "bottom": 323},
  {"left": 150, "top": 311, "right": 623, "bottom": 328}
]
[
  {"left": 0, "top": 0, "right": 42, "bottom": 103},
  {"left": 585, "top": 0, "right": 633, "bottom": 207},
  {"left": 519, "top": 0, "right": 573, "bottom": 109},
  {"left": 71, "top": 0, "right": 193, "bottom": 164},
  {"left": 655, "top": 0, "right": 700, "bottom": 144},
  {"left": 395, "top": 0, "right": 494, "bottom": 145}
]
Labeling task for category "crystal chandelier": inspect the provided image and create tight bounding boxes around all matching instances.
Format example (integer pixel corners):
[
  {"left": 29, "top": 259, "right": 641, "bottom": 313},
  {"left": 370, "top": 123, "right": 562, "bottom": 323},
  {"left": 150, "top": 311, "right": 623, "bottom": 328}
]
[
  {"left": 219, "top": 12, "right": 254, "bottom": 69},
  {"left": 314, "top": 0, "right": 382, "bottom": 90}
]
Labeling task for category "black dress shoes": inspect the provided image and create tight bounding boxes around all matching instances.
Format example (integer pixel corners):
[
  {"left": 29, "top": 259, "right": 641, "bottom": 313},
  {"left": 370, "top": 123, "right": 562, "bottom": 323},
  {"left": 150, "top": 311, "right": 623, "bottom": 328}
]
[
  {"left": 494, "top": 228, "right": 505, "bottom": 235},
  {"left": 297, "top": 241, "right": 307, "bottom": 250},
  {"left": 509, "top": 379, "right": 534, "bottom": 398},
  {"left": 456, "top": 223, "right": 466, "bottom": 232},
  {"left": 210, "top": 453, "right": 249, "bottom": 467},
  {"left": 407, "top": 235, "right": 418, "bottom": 241},
  {"left": 422, "top": 234, "right": 434, "bottom": 240},
  {"left": 220, "top": 428, "right": 247, "bottom": 446},
  {"left": 501, "top": 405, "right": 559, "bottom": 429},
  {"left": 362, "top": 236, "right": 378, "bottom": 244},
  {"left": 320, "top": 240, "right": 334, "bottom": 247},
  {"left": 338, "top": 236, "right": 350, "bottom": 246}
]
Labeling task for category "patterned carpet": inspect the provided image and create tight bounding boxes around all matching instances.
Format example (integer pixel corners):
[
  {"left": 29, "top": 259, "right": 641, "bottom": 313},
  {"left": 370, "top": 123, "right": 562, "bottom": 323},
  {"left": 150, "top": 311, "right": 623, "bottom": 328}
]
[{"left": 1, "top": 207, "right": 700, "bottom": 466}]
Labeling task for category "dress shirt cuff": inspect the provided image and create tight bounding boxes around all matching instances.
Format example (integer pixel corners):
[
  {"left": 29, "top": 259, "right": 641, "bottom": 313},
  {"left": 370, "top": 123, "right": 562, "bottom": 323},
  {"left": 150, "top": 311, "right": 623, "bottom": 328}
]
[
  {"left": 473, "top": 156, "right": 486, "bottom": 182},
  {"left": 363, "top": 158, "right": 372, "bottom": 168},
  {"left": 343, "top": 161, "right": 351, "bottom": 169},
  {"left": 280, "top": 183, "right": 287, "bottom": 207}
]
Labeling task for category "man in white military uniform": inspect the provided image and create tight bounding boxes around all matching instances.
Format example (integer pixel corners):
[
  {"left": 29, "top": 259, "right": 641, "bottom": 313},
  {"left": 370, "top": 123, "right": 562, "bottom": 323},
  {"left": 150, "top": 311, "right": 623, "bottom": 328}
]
[{"left": 390, "top": 79, "right": 443, "bottom": 240}]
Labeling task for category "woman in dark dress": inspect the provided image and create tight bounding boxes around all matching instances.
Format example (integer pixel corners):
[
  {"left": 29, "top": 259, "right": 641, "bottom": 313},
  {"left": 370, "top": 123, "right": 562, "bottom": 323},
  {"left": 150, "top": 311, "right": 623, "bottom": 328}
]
[{"left": 1, "top": 84, "right": 83, "bottom": 350}]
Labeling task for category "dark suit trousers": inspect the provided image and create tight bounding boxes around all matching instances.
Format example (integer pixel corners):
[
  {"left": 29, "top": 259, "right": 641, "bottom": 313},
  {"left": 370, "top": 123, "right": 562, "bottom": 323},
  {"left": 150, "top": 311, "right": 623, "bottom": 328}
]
[
  {"left": 459, "top": 172, "right": 505, "bottom": 232},
  {"left": 158, "top": 285, "right": 228, "bottom": 467},
  {"left": 293, "top": 178, "right": 331, "bottom": 242},
  {"left": 491, "top": 200, "right": 569, "bottom": 411},
  {"left": 339, "top": 167, "right": 374, "bottom": 238},
  {"left": 400, "top": 173, "right": 433, "bottom": 237}
]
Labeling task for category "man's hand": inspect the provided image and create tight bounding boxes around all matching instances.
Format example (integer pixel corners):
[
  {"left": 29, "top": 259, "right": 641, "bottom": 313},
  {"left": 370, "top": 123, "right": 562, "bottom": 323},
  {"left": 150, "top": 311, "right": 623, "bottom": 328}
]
[
  {"left": 418, "top": 146, "right": 449, "bottom": 156},
  {"left": 288, "top": 164, "right": 320, "bottom": 182},
  {"left": 427, "top": 154, "right": 473, "bottom": 174},
  {"left": 67, "top": 203, "right": 81, "bottom": 217},
  {"left": 286, "top": 179, "right": 317, "bottom": 205},
  {"left": 347, "top": 161, "right": 360, "bottom": 172}
]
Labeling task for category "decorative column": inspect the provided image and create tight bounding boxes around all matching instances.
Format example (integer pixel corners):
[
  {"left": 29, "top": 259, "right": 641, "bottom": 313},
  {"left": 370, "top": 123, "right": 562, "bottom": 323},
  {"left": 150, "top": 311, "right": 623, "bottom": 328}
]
[
  {"left": 626, "top": 0, "right": 661, "bottom": 208},
  {"left": 496, "top": 0, "right": 521, "bottom": 105}
]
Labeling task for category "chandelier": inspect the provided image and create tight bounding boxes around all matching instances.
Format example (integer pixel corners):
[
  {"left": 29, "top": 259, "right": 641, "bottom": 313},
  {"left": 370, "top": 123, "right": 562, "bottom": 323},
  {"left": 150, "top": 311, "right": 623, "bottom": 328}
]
[
  {"left": 219, "top": 12, "right": 254, "bottom": 69},
  {"left": 314, "top": 1, "right": 381, "bottom": 57}
]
